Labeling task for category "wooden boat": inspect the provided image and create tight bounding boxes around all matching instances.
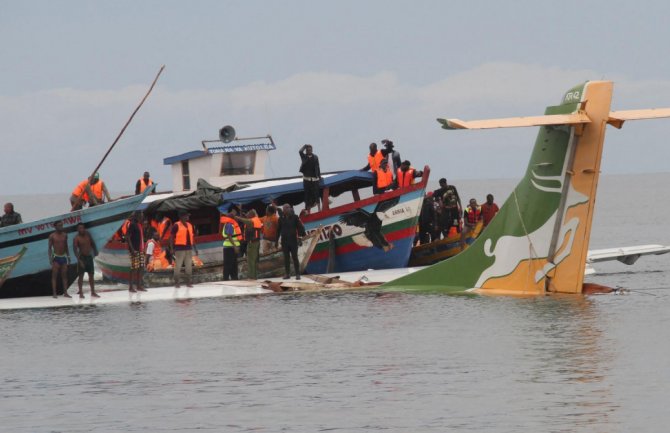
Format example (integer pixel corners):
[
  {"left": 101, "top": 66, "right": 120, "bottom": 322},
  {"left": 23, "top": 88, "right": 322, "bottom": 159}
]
[
  {"left": 409, "top": 221, "right": 484, "bottom": 266},
  {"left": 219, "top": 167, "right": 431, "bottom": 274},
  {"left": 133, "top": 229, "right": 321, "bottom": 287},
  {"left": 0, "top": 188, "right": 153, "bottom": 298}
]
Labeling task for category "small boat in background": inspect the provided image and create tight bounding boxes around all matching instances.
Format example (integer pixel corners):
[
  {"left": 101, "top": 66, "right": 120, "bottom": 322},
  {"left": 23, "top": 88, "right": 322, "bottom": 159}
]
[{"left": 409, "top": 221, "right": 483, "bottom": 266}]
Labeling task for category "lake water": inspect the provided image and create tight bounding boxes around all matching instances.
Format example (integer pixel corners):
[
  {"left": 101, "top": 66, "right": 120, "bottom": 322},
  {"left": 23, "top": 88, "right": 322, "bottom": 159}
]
[{"left": 1, "top": 173, "right": 669, "bottom": 432}]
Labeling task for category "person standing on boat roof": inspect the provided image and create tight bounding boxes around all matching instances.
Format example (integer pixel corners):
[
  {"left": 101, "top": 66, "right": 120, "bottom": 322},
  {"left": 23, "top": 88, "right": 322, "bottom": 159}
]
[
  {"left": 70, "top": 172, "right": 112, "bottom": 210},
  {"left": 171, "top": 210, "right": 198, "bottom": 287},
  {"left": 481, "top": 194, "right": 499, "bottom": 227},
  {"left": 361, "top": 142, "right": 383, "bottom": 172},
  {"left": 220, "top": 209, "right": 241, "bottom": 281},
  {"left": 73, "top": 223, "right": 99, "bottom": 299},
  {"left": 373, "top": 159, "right": 394, "bottom": 195},
  {"left": 299, "top": 144, "right": 322, "bottom": 214},
  {"left": 277, "top": 204, "right": 306, "bottom": 280},
  {"left": 1, "top": 202, "right": 22, "bottom": 227},
  {"left": 135, "top": 171, "right": 154, "bottom": 195},
  {"left": 48, "top": 220, "right": 70, "bottom": 298},
  {"left": 396, "top": 160, "right": 423, "bottom": 188},
  {"left": 234, "top": 210, "right": 263, "bottom": 280},
  {"left": 126, "top": 212, "right": 147, "bottom": 293},
  {"left": 381, "top": 139, "right": 402, "bottom": 176}
]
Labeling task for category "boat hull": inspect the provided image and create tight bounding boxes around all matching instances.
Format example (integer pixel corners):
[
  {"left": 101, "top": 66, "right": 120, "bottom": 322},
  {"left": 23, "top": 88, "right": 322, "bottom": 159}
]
[
  {"left": 409, "top": 221, "right": 484, "bottom": 267},
  {"left": 0, "top": 190, "right": 152, "bottom": 298},
  {"left": 96, "top": 230, "right": 321, "bottom": 286},
  {"left": 302, "top": 184, "right": 426, "bottom": 274}
]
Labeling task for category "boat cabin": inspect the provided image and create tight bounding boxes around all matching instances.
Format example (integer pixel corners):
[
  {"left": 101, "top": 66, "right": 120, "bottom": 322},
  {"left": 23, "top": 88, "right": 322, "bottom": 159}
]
[{"left": 163, "top": 137, "right": 276, "bottom": 193}]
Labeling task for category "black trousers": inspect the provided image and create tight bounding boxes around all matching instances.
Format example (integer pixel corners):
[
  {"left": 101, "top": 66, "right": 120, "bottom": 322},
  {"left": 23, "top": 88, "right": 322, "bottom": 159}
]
[
  {"left": 223, "top": 247, "right": 238, "bottom": 281},
  {"left": 282, "top": 241, "right": 300, "bottom": 277}
]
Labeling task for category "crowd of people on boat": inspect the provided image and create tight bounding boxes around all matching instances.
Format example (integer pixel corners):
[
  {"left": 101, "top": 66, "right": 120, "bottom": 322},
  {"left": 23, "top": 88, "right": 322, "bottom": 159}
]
[{"left": 35, "top": 137, "right": 501, "bottom": 299}]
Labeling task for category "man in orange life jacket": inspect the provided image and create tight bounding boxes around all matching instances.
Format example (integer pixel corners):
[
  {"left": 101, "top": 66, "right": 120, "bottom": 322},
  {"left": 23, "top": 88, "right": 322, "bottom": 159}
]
[
  {"left": 361, "top": 142, "right": 384, "bottom": 172},
  {"left": 234, "top": 209, "right": 263, "bottom": 280},
  {"left": 220, "top": 209, "right": 241, "bottom": 281},
  {"left": 170, "top": 210, "right": 198, "bottom": 287},
  {"left": 70, "top": 172, "right": 112, "bottom": 210},
  {"left": 135, "top": 171, "right": 154, "bottom": 195},
  {"left": 373, "top": 159, "right": 394, "bottom": 195},
  {"left": 461, "top": 198, "right": 482, "bottom": 250},
  {"left": 396, "top": 160, "right": 423, "bottom": 188}
]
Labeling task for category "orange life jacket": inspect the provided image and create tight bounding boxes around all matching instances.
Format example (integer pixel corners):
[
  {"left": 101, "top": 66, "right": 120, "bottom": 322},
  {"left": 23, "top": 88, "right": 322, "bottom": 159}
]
[
  {"left": 375, "top": 168, "right": 393, "bottom": 189},
  {"left": 220, "top": 216, "right": 242, "bottom": 247},
  {"left": 89, "top": 181, "right": 104, "bottom": 201},
  {"left": 262, "top": 214, "right": 279, "bottom": 241},
  {"left": 367, "top": 151, "right": 383, "bottom": 171},
  {"left": 174, "top": 221, "right": 195, "bottom": 246},
  {"left": 158, "top": 217, "right": 172, "bottom": 240},
  {"left": 465, "top": 206, "right": 482, "bottom": 225},
  {"left": 150, "top": 219, "right": 160, "bottom": 235},
  {"left": 72, "top": 180, "right": 90, "bottom": 202},
  {"left": 138, "top": 178, "right": 153, "bottom": 193},
  {"left": 396, "top": 168, "right": 415, "bottom": 187},
  {"left": 249, "top": 216, "right": 263, "bottom": 241},
  {"left": 121, "top": 219, "right": 131, "bottom": 235}
]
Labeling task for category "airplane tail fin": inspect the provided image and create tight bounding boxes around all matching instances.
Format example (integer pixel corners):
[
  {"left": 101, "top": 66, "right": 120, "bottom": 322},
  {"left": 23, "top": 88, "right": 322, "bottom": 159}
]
[{"left": 383, "top": 81, "right": 616, "bottom": 295}]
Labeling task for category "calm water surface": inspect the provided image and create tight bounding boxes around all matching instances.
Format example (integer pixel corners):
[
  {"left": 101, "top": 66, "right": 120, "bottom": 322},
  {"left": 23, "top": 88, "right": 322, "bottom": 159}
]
[{"left": 1, "top": 174, "right": 669, "bottom": 432}]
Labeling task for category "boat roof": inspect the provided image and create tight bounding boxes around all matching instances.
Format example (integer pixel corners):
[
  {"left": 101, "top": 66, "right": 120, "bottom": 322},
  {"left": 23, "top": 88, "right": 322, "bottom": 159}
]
[
  {"left": 219, "top": 170, "right": 374, "bottom": 210},
  {"left": 163, "top": 142, "right": 276, "bottom": 165}
]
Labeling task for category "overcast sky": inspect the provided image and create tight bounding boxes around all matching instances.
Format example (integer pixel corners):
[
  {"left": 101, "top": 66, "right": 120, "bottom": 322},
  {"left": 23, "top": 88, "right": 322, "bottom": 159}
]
[{"left": 2, "top": 0, "right": 670, "bottom": 195}]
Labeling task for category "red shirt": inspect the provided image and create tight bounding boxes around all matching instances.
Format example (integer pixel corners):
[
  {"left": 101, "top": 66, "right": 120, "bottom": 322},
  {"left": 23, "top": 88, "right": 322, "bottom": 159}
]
[{"left": 481, "top": 203, "right": 499, "bottom": 226}]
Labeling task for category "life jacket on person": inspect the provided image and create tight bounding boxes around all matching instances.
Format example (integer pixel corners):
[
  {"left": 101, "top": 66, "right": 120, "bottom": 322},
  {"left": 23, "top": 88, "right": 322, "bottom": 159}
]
[
  {"left": 375, "top": 168, "right": 393, "bottom": 189},
  {"left": 121, "top": 219, "right": 131, "bottom": 236},
  {"left": 368, "top": 150, "right": 384, "bottom": 171},
  {"left": 220, "top": 215, "right": 241, "bottom": 247},
  {"left": 464, "top": 206, "right": 482, "bottom": 225},
  {"left": 262, "top": 214, "right": 279, "bottom": 241},
  {"left": 71, "top": 180, "right": 91, "bottom": 203},
  {"left": 158, "top": 217, "right": 172, "bottom": 240},
  {"left": 89, "top": 181, "right": 104, "bottom": 202},
  {"left": 146, "top": 239, "right": 169, "bottom": 271},
  {"left": 248, "top": 216, "right": 263, "bottom": 241},
  {"left": 173, "top": 221, "right": 195, "bottom": 247},
  {"left": 396, "top": 168, "right": 415, "bottom": 187},
  {"left": 138, "top": 178, "right": 153, "bottom": 194},
  {"left": 149, "top": 219, "right": 160, "bottom": 235}
]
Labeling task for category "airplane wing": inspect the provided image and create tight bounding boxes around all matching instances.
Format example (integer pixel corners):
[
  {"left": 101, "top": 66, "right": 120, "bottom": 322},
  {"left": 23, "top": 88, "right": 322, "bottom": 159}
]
[
  {"left": 587, "top": 244, "right": 670, "bottom": 265},
  {"left": 437, "top": 112, "right": 591, "bottom": 130}
]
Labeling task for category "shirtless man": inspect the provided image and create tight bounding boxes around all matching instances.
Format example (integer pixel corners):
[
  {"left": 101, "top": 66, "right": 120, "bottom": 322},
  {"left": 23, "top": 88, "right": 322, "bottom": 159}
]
[
  {"left": 73, "top": 223, "right": 99, "bottom": 298},
  {"left": 48, "top": 221, "right": 70, "bottom": 298}
]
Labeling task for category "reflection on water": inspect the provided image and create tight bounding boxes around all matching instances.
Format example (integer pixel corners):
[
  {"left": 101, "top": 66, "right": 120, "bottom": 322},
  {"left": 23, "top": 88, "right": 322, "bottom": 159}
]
[{"left": 3, "top": 289, "right": 670, "bottom": 432}]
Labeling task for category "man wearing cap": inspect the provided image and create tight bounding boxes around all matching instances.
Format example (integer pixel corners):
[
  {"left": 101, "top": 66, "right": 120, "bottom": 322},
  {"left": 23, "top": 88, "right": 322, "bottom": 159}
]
[
  {"left": 381, "top": 139, "right": 402, "bottom": 176},
  {"left": 170, "top": 210, "right": 198, "bottom": 288},
  {"left": 70, "top": 173, "right": 112, "bottom": 210},
  {"left": 135, "top": 171, "right": 154, "bottom": 195}
]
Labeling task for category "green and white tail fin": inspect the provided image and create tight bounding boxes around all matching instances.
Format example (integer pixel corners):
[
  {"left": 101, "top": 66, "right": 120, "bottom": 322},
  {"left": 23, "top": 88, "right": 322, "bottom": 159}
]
[{"left": 383, "top": 81, "right": 670, "bottom": 295}]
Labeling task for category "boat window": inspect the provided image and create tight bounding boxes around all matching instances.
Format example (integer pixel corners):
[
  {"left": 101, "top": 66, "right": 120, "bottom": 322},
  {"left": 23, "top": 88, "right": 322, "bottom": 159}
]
[
  {"left": 220, "top": 151, "right": 256, "bottom": 175},
  {"left": 181, "top": 161, "right": 190, "bottom": 190}
]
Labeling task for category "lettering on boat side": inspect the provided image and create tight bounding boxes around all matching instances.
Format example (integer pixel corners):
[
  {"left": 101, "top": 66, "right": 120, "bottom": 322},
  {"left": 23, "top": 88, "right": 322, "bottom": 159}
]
[
  {"left": 308, "top": 224, "right": 343, "bottom": 241},
  {"left": 18, "top": 215, "right": 82, "bottom": 236}
]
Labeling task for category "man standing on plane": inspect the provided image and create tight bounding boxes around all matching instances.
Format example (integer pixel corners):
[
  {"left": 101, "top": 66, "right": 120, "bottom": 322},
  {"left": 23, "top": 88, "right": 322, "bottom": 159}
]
[
  {"left": 48, "top": 221, "right": 70, "bottom": 298},
  {"left": 73, "top": 223, "right": 99, "bottom": 298},
  {"left": 461, "top": 198, "right": 482, "bottom": 250},
  {"left": 126, "top": 212, "right": 146, "bottom": 293}
]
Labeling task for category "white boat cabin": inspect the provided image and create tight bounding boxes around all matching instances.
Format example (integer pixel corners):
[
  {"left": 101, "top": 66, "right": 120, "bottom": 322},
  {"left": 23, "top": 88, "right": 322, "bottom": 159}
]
[{"left": 163, "top": 136, "right": 276, "bottom": 192}]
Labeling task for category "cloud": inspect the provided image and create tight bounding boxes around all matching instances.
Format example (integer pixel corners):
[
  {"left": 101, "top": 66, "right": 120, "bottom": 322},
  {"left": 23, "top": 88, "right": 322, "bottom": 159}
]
[{"left": 1, "top": 62, "right": 669, "bottom": 196}]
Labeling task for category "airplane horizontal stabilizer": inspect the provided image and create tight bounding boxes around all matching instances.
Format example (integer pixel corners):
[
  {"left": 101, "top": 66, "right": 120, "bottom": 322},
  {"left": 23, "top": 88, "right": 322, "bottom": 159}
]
[
  {"left": 607, "top": 108, "right": 670, "bottom": 128},
  {"left": 437, "top": 112, "right": 591, "bottom": 130}
]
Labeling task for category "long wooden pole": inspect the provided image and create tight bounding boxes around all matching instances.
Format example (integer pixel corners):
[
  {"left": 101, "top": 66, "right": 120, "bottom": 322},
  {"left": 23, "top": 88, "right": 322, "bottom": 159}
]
[{"left": 71, "top": 65, "right": 166, "bottom": 211}]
